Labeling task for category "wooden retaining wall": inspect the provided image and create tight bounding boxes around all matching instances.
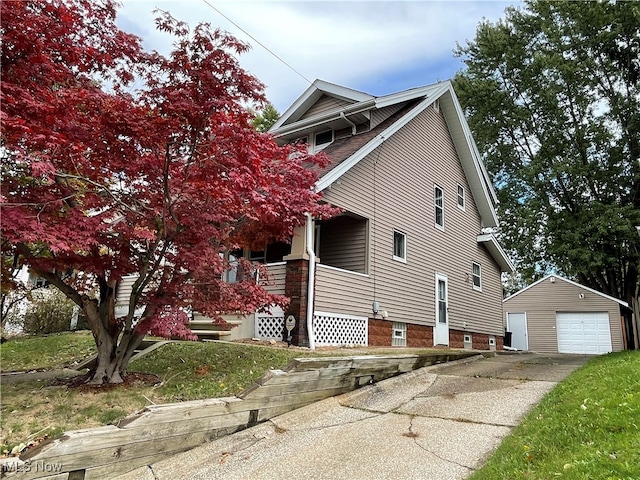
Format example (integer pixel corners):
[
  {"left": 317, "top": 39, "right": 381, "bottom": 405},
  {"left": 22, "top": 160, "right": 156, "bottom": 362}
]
[{"left": 4, "top": 352, "right": 478, "bottom": 479}]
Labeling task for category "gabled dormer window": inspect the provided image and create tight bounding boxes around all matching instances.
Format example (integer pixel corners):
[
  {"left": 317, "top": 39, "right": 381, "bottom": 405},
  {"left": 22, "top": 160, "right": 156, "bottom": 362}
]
[{"left": 314, "top": 130, "right": 333, "bottom": 151}]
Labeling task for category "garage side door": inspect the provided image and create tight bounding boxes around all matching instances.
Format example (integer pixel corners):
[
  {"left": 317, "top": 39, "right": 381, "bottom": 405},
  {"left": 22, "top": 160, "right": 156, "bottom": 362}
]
[{"left": 556, "top": 312, "right": 612, "bottom": 354}]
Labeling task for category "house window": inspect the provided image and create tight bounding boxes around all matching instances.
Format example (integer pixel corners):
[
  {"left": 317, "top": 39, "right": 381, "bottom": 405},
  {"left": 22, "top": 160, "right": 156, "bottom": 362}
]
[
  {"left": 314, "top": 130, "right": 333, "bottom": 151},
  {"left": 392, "top": 322, "right": 407, "bottom": 346},
  {"left": 472, "top": 262, "right": 482, "bottom": 291},
  {"left": 30, "top": 274, "right": 49, "bottom": 288},
  {"left": 393, "top": 230, "right": 406, "bottom": 262},
  {"left": 457, "top": 185, "right": 465, "bottom": 210},
  {"left": 434, "top": 185, "right": 444, "bottom": 230},
  {"left": 464, "top": 334, "right": 472, "bottom": 343},
  {"left": 220, "top": 251, "right": 239, "bottom": 283}
]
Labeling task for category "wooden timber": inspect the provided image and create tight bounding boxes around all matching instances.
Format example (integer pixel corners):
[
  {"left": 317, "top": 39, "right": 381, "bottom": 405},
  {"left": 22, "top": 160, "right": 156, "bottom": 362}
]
[{"left": 5, "top": 351, "right": 481, "bottom": 479}]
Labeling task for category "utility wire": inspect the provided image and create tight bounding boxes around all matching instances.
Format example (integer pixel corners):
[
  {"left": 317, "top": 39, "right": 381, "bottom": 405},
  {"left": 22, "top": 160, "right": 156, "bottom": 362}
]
[{"left": 201, "top": 0, "right": 314, "bottom": 87}]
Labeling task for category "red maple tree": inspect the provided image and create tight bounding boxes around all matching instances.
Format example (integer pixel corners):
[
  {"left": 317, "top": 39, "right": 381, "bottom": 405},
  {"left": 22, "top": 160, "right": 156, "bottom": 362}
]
[{"left": 1, "top": 0, "right": 331, "bottom": 384}]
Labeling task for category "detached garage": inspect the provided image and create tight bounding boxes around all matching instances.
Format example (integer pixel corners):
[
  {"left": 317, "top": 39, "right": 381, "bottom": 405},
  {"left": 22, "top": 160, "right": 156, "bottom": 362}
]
[{"left": 503, "top": 275, "right": 631, "bottom": 354}]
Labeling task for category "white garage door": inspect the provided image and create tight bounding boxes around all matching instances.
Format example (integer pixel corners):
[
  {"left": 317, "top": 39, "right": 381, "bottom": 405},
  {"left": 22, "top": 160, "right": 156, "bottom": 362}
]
[{"left": 556, "top": 312, "right": 612, "bottom": 354}]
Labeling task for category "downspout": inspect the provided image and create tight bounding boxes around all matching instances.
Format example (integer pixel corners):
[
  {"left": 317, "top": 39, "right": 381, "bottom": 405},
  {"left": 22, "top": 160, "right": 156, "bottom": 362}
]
[
  {"left": 305, "top": 213, "right": 316, "bottom": 350},
  {"left": 340, "top": 112, "right": 357, "bottom": 136}
]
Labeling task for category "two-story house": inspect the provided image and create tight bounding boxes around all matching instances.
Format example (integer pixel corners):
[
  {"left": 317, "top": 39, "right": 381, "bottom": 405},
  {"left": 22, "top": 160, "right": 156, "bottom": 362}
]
[{"left": 117, "top": 79, "right": 514, "bottom": 350}]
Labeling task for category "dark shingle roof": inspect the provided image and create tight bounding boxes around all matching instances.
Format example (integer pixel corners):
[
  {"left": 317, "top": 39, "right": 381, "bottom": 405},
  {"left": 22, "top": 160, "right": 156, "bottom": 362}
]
[{"left": 316, "top": 99, "right": 420, "bottom": 179}]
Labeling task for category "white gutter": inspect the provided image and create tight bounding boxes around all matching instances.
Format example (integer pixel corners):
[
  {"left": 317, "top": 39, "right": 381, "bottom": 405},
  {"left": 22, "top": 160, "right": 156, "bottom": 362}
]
[
  {"left": 271, "top": 100, "right": 376, "bottom": 138},
  {"left": 340, "top": 112, "right": 357, "bottom": 135},
  {"left": 305, "top": 213, "right": 316, "bottom": 350}
]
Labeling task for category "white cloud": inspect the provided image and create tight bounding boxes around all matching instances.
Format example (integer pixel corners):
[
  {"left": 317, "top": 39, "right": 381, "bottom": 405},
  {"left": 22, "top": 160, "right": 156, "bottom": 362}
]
[{"left": 117, "top": 0, "right": 517, "bottom": 111}]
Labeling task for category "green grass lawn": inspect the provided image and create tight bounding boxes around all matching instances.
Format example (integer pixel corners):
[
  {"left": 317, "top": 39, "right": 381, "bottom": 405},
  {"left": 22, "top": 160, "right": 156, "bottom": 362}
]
[
  {"left": 0, "top": 331, "right": 96, "bottom": 371},
  {"left": 0, "top": 333, "right": 318, "bottom": 454},
  {"left": 469, "top": 350, "right": 640, "bottom": 480}
]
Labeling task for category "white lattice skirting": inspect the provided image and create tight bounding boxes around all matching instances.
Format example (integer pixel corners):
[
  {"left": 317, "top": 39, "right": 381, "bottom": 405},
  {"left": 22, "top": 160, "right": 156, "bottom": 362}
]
[
  {"left": 313, "top": 311, "right": 368, "bottom": 346},
  {"left": 255, "top": 309, "right": 368, "bottom": 346},
  {"left": 255, "top": 306, "right": 286, "bottom": 339}
]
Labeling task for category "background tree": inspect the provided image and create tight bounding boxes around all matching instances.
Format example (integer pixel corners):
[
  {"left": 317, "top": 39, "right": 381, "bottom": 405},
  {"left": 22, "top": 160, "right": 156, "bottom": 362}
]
[
  {"left": 453, "top": 0, "right": 640, "bottom": 322},
  {"left": 20, "top": 288, "right": 77, "bottom": 335},
  {"left": 1, "top": 0, "right": 331, "bottom": 384},
  {"left": 251, "top": 103, "right": 280, "bottom": 132}
]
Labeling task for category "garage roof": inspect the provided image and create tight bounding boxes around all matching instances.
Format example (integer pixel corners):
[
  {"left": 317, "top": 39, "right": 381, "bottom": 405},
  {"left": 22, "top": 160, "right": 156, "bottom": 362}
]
[{"left": 503, "top": 274, "right": 629, "bottom": 308}]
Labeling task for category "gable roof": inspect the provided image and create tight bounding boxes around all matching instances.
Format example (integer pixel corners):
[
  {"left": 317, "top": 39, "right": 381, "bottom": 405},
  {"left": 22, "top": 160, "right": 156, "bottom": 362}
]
[
  {"left": 271, "top": 79, "right": 499, "bottom": 229},
  {"left": 271, "top": 80, "right": 374, "bottom": 130},
  {"left": 503, "top": 274, "right": 629, "bottom": 307}
]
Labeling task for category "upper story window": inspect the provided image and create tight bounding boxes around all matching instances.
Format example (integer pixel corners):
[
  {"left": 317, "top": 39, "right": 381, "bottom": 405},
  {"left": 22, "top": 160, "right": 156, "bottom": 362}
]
[
  {"left": 393, "top": 230, "right": 406, "bottom": 262},
  {"left": 457, "top": 185, "right": 465, "bottom": 210},
  {"left": 434, "top": 185, "right": 444, "bottom": 230},
  {"left": 314, "top": 130, "right": 333, "bottom": 151},
  {"left": 472, "top": 262, "right": 482, "bottom": 291}
]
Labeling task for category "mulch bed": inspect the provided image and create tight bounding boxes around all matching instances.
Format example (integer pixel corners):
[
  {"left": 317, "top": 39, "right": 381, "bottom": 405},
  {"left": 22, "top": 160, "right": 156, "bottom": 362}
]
[{"left": 52, "top": 372, "right": 161, "bottom": 391}]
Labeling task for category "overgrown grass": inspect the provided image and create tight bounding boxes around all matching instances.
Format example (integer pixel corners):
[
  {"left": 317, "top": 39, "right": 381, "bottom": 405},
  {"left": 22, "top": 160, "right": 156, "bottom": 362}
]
[
  {"left": 0, "top": 331, "right": 96, "bottom": 371},
  {"left": 469, "top": 351, "right": 640, "bottom": 480},
  {"left": 131, "top": 341, "right": 317, "bottom": 401}
]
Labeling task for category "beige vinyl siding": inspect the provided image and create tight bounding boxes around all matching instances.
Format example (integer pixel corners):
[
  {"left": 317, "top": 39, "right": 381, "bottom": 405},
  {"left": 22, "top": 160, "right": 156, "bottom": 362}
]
[
  {"left": 370, "top": 103, "right": 406, "bottom": 129},
  {"left": 115, "top": 274, "right": 138, "bottom": 308},
  {"left": 300, "top": 95, "right": 351, "bottom": 120},
  {"left": 504, "top": 279, "right": 624, "bottom": 353},
  {"left": 319, "top": 106, "right": 504, "bottom": 336},
  {"left": 263, "top": 263, "right": 286, "bottom": 295},
  {"left": 315, "top": 264, "right": 372, "bottom": 317},
  {"left": 318, "top": 216, "right": 367, "bottom": 273}
]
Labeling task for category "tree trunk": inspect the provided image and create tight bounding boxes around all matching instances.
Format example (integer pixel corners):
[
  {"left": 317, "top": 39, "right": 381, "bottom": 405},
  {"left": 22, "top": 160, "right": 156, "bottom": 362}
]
[{"left": 81, "top": 287, "right": 145, "bottom": 385}]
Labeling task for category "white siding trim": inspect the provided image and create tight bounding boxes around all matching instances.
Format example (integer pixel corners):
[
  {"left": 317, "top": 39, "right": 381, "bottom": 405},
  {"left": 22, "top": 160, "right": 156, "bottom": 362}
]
[
  {"left": 477, "top": 234, "right": 515, "bottom": 273},
  {"left": 314, "top": 310, "right": 369, "bottom": 322},
  {"left": 316, "top": 263, "right": 370, "bottom": 278}
]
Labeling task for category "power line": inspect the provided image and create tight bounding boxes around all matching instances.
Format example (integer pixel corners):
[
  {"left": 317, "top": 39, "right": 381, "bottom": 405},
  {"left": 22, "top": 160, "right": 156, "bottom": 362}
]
[{"left": 200, "top": 0, "right": 313, "bottom": 87}]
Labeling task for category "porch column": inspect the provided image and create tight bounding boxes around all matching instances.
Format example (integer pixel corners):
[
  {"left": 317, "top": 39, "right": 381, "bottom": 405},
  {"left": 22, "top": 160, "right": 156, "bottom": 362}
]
[{"left": 283, "top": 223, "right": 314, "bottom": 347}]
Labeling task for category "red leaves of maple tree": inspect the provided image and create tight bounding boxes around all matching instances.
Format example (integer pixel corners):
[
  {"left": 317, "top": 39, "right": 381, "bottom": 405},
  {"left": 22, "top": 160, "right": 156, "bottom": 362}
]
[{"left": 1, "top": 0, "right": 332, "bottom": 382}]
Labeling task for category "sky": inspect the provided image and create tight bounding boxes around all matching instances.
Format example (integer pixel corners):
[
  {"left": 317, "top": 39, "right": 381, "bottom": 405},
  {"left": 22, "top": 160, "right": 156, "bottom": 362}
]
[{"left": 116, "top": 0, "right": 519, "bottom": 113}]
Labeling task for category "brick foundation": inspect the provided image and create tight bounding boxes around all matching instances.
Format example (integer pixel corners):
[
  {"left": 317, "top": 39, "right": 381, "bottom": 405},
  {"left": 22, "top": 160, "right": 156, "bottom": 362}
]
[
  {"left": 368, "top": 319, "right": 434, "bottom": 347},
  {"left": 449, "top": 329, "right": 465, "bottom": 349},
  {"left": 284, "top": 259, "right": 310, "bottom": 347},
  {"left": 368, "top": 318, "right": 392, "bottom": 346},
  {"left": 472, "top": 333, "right": 490, "bottom": 350},
  {"left": 407, "top": 323, "right": 433, "bottom": 347},
  {"left": 448, "top": 329, "right": 504, "bottom": 351}
]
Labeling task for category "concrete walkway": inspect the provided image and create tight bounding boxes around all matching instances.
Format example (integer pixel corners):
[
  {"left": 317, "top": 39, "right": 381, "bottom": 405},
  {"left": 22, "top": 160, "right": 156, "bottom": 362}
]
[{"left": 118, "top": 352, "right": 589, "bottom": 480}]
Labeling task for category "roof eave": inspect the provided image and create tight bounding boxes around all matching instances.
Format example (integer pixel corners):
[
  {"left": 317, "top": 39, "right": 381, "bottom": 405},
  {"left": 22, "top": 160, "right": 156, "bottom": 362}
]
[
  {"left": 477, "top": 234, "right": 515, "bottom": 273},
  {"left": 270, "top": 99, "right": 376, "bottom": 138},
  {"left": 503, "top": 274, "right": 630, "bottom": 308},
  {"left": 271, "top": 79, "right": 373, "bottom": 131}
]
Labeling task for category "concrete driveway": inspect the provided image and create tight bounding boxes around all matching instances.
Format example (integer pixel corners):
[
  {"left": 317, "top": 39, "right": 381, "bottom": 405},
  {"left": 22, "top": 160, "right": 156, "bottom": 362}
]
[{"left": 118, "top": 352, "right": 590, "bottom": 480}]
